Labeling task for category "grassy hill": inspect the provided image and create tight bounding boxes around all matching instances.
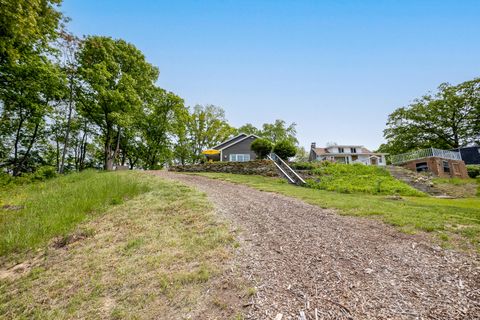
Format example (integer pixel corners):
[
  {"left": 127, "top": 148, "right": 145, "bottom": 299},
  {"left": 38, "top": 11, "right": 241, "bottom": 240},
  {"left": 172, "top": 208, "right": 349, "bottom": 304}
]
[
  {"left": 292, "top": 162, "right": 424, "bottom": 196},
  {"left": 0, "top": 171, "right": 242, "bottom": 319}
]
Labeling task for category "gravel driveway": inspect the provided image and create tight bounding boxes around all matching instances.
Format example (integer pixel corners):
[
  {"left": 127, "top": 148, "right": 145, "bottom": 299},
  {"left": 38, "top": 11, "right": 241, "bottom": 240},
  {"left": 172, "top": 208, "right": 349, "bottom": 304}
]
[{"left": 151, "top": 171, "right": 480, "bottom": 319}]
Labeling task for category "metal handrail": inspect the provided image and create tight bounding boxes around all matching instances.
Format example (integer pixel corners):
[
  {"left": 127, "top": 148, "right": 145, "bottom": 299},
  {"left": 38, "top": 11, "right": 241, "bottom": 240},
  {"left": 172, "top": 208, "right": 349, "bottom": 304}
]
[
  {"left": 390, "top": 147, "right": 462, "bottom": 165},
  {"left": 267, "top": 155, "right": 295, "bottom": 184},
  {"left": 269, "top": 153, "right": 306, "bottom": 185}
]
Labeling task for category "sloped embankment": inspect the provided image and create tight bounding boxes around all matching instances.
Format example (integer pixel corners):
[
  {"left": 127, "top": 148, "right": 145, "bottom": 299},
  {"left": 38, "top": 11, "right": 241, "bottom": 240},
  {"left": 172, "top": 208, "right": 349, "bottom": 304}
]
[{"left": 292, "top": 162, "right": 424, "bottom": 196}]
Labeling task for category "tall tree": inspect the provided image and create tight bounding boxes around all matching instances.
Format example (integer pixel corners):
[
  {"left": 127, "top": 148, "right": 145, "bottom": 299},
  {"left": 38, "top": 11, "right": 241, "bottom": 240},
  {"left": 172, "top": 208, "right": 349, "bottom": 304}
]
[
  {"left": 0, "top": 0, "right": 65, "bottom": 175},
  {"left": 236, "top": 123, "right": 261, "bottom": 136},
  {"left": 56, "top": 32, "right": 80, "bottom": 173},
  {"left": 236, "top": 120, "right": 298, "bottom": 145},
  {"left": 139, "top": 89, "right": 184, "bottom": 169},
  {"left": 0, "top": 0, "right": 63, "bottom": 67},
  {"left": 76, "top": 36, "right": 159, "bottom": 170},
  {"left": 188, "top": 105, "right": 235, "bottom": 163},
  {"left": 380, "top": 78, "right": 480, "bottom": 154},
  {"left": 0, "top": 57, "right": 65, "bottom": 175},
  {"left": 171, "top": 103, "right": 192, "bottom": 165},
  {"left": 261, "top": 120, "right": 298, "bottom": 144}
]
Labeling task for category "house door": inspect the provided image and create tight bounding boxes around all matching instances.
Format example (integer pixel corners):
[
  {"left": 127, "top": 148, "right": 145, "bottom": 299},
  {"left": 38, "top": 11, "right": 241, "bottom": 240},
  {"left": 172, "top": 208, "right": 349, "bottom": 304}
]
[{"left": 370, "top": 158, "right": 378, "bottom": 165}]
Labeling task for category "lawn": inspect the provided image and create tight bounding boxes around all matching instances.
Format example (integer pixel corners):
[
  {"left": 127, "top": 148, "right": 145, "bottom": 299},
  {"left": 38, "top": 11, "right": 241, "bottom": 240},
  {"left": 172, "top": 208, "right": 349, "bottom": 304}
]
[
  {"left": 432, "top": 177, "right": 480, "bottom": 198},
  {"left": 0, "top": 171, "right": 243, "bottom": 319},
  {"left": 295, "top": 162, "right": 424, "bottom": 196},
  {"left": 191, "top": 172, "right": 480, "bottom": 251},
  {"left": 0, "top": 170, "right": 151, "bottom": 258}
]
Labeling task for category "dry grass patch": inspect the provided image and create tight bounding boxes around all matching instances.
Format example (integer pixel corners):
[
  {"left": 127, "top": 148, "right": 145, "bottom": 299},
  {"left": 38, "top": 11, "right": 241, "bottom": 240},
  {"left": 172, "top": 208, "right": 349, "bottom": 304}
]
[{"left": 0, "top": 173, "right": 244, "bottom": 319}]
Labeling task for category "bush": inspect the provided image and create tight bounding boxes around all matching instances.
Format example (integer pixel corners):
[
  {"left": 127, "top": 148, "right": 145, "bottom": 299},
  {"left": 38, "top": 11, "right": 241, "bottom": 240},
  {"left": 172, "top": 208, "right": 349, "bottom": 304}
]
[
  {"left": 251, "top": 138, "right": 273, "bottom": 159},
  {"left": 290, "top": 162, "right": 317, "bottom": 170},
  {"left": 0, "top": 166, "right": 58, "bottom": 187},
  {"left": 273, "top": 140, "right": 296, "bottom": 160},
  {"left": 466, "top": 165, "right": 480, "bottom": 178}
]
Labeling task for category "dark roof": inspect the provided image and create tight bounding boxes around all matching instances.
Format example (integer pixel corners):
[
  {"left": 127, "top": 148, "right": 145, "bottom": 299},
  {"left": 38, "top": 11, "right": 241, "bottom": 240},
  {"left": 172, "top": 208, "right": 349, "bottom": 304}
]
[
  {"left": 212, "top": 133, "right": 248, "bottom": 150},
  {"left": 212, "top": 133, "right": 260, "bottom": 151},
  {"left": 452, "top": 146, "right": 480, "bottom": 165}
]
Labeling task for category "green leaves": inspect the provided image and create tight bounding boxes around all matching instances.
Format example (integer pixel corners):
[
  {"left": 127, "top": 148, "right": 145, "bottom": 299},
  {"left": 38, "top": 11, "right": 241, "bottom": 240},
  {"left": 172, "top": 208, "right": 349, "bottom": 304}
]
[
  {"left": 251, "top": 139, "right": 273, "bottom": 159},
  {"left": 76, "top": 36, "right": 159, "bottom": 170},
  {"left": 273, "top": 140, "right": 296, "bottom": 160},
  {"left": 381, "top": 78, "right": 480, "bottom": 154},
  {"left": 0, "top": 0, "right": 63, "bottom": 65},
  {"left": 237, "top": 120, "right": 298, "bottom": 145}
]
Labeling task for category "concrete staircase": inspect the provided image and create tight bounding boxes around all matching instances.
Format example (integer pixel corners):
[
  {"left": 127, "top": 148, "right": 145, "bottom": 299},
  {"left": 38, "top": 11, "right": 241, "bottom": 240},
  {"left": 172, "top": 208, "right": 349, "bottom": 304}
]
[{"left": 386, "top": 165, "right": 445, "bottom": 196}]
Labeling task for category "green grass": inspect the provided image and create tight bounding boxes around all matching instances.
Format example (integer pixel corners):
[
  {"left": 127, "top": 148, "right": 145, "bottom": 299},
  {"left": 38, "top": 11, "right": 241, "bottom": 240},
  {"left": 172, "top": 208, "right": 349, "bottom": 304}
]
[
  {"left": 191, "top": 172, "right": 480, "bottom": 251},
  {"left": 433, "top": 177, "right": 474, "bottom": 185},
  {"left": 303, "top": 162, "right": 424, "bottom": 196},
  {"left": 0, "top": 173, "right": 242, "bottom": 319},
  {"left": 0, "top": 170, "right": 151, "bottom": 257},
  {"left": 432, "top": 177, "right": 479, "bottom": 198}
]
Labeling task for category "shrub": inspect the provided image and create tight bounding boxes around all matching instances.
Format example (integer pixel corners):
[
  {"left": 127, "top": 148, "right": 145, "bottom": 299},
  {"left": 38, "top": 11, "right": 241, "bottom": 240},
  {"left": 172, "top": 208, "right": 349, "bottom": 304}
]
[
  {"left": 251, "top": 138, "right": 273, "bottom": 159},
  {"left": 273, "top": 140, "right": 296, "bottom": 160},
  {"left": 466, "top": 165, "right": 480, "bottom": 178},
  {"left": 0, "top": 166, "right": 58, "bottom": 187},
  {"left": 290, "top": 162, "right": 317, "bottom": 170}
]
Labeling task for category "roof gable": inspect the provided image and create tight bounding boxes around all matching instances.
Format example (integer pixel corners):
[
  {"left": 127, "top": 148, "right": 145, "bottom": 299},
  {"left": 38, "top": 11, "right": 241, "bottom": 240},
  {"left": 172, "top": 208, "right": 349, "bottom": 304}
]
[
  {"left": 212, "top": 133, "right": 248, "bottom": 150},
  {"left": 213, "top": 133, "right": 260, "bottom": 151}
]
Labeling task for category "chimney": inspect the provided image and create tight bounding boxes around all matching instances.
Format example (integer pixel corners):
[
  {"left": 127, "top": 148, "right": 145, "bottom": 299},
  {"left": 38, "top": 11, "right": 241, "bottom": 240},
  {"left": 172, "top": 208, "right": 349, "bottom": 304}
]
[{"left": 311, "top": 142, "right": 316, "bottom": 149}]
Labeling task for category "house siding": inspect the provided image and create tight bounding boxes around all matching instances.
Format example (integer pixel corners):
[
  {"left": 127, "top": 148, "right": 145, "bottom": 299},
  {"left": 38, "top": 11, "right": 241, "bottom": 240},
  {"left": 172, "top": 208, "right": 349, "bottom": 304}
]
[{"left": 221, "top": 136, "right": 257, "bottom": 162}]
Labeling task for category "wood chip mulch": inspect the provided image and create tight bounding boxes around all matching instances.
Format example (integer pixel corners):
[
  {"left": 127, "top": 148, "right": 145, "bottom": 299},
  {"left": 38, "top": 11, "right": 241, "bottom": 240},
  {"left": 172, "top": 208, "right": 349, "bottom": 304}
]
[{"left": 152, "top": 171, "right": 480, "bottom": 320}]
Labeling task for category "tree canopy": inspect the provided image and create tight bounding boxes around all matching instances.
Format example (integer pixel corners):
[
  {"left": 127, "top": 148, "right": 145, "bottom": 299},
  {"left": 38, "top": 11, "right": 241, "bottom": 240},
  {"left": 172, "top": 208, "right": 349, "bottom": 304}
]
[
  {"left": 0, "top": 1, "right": 242, "bottom": 174},
  {"left": 251, "top": 138, "right": 273, "bottom": 159},
  {"left": 379, "top": 78, "right": 480, "bottom": 155},
  {"left": 237, "top": 120, "right": 298, "bottom": 145},
  {"left": 273, "top": 140, "right": 297, "bottom": 160}
]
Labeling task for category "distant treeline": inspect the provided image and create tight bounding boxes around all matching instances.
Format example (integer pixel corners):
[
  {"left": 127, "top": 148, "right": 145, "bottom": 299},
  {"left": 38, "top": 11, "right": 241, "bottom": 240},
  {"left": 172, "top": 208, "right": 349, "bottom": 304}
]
[{"left": 0, "top": 1, "right": 298, "bottom": 176}]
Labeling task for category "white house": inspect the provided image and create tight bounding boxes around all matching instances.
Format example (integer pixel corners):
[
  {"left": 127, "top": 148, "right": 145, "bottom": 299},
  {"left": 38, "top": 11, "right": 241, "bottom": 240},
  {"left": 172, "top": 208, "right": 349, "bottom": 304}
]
[{"left": 309, "top": 143, "right": 388, "bottom": 166}]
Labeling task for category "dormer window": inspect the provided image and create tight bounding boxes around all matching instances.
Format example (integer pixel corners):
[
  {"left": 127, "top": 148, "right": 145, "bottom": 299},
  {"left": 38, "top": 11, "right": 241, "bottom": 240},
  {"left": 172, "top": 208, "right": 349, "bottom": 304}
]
[
  {"left": 351, "top": 147, "right": 357, "bottom": 153},
  {"left": 338, "top": 147, "right": 344, "bottom": 153}
]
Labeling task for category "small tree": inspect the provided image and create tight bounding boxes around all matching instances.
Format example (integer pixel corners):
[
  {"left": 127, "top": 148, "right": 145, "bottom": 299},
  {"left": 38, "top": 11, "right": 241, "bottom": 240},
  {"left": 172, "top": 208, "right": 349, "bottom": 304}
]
[
  {"left": 273, "top": 140, "right": 296, "bottom": 160},
  {"left": 251, "top": 138, "right": 273, "bottom": 159}
]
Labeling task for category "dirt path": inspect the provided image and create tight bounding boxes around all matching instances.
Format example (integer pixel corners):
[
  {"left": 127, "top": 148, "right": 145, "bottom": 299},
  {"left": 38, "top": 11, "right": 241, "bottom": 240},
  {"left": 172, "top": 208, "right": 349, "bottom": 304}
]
[{"left": 152, "top": 171, "right": 480, "bottom": 319}]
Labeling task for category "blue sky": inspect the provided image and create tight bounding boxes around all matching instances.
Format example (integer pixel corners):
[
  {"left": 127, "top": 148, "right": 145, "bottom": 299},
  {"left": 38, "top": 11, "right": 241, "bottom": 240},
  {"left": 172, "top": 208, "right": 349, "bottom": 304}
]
[{"left": 62, "top": 0, "right": 480, "bottom": 150}]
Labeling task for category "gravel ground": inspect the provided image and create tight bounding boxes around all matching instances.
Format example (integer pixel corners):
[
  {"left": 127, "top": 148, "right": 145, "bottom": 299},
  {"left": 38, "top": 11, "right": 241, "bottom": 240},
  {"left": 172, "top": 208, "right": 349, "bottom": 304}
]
[{"left": 151, "top": 171, "right": 480, "bottom": 320}]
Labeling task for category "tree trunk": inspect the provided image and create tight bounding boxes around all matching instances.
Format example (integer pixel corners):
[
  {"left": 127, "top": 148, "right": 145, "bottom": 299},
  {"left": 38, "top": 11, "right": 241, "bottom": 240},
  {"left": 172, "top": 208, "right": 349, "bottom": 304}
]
[
  {"left": 55, "top": 135, "right": 60, "bottom": 172},
  {"left": 113, "top": 128, "right": 121, "bottom": 167},
  {"left": 104, "top": 116, "right": 114, "bottom": 171},
  {"left": 59, "top": 76, "right": 75, "bottom": 173},
  {"left": 12, "top": 114, "right": 25, "bottom": 174},
  {"left": 14, "top": 120, "right": 40, "bottom": 176},
  {"left": 105, "top": 141, "right": 114, "bottom": 171}
]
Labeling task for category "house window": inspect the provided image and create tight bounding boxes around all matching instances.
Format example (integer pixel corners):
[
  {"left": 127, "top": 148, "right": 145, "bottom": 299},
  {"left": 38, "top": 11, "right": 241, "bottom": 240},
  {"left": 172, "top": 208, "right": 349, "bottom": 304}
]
[
  {"left": 229, "top": 154, "right": 250, "bottom": 162},
  {"left": 351, "top": 147, "right": 357, "bottom": 153},
  {"left": 443, "top": 160, "right": 450, "bottom": 173},
  {"left": 416, "top": 162, "right": 428, "bottom": 172},
  {"left": 338, "top": 147, "right": 344, "bottom": 153}
]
